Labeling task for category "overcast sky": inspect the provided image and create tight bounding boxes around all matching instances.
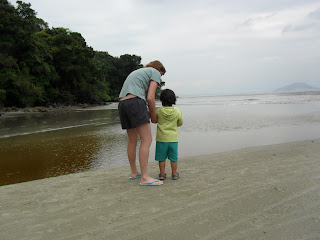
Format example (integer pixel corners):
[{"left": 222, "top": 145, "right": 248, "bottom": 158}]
[{"left": 10, "top": 0, "right": 320, "bottom": 96}]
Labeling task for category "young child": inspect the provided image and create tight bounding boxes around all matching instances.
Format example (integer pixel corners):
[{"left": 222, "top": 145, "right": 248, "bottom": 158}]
[{"left": 155, "top": 89, "right": 183, "bottom": 180}]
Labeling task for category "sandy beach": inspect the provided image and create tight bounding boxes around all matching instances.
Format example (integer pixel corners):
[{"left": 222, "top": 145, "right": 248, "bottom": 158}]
[{"left": 1, "top": 139, "right": 320, "bottom": 240}]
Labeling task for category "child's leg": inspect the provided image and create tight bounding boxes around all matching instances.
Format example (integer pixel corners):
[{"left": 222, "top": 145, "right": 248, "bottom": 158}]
[
  {"left": 159, "top": 161, "right": 166, "bottom": 175},
  {"left": 171, "top": 161, "right": 179, "bottom": 180},
  {"left": 171, "top": 161, "right": 178, "bottom": 176},
  {"left": 156, "top": 142, "right": 168, "bottom": 180},
  {"left": 168, "top": 142, "right": 179, "bottom": 179},
  {"left": 159, "top": 160, "right": 166, "bottom": 180}
]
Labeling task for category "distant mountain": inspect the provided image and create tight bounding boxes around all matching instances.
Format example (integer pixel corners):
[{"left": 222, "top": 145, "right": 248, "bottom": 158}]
[{"left": 274, "top": 82, "right": 319, "bottom": 92}]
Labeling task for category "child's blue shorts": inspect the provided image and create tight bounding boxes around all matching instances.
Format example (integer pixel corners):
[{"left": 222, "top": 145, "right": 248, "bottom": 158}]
[{"left": 155, "top": 141, "right": 178, "bottom": 162}]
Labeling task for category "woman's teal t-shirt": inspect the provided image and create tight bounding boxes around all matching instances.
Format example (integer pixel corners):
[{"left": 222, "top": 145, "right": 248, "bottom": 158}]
[{"left": 119, "top": 67, "right": 161, "bottom": 101}]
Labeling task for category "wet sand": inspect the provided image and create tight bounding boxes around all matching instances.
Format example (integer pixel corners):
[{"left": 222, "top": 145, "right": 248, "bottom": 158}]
[{"left": 1, "top": 139, "right": 320, "bottom": 240}]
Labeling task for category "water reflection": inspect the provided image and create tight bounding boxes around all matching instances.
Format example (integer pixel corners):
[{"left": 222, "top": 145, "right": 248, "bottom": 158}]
[{"left": 0, "top": 109, "right": 124, "bottom": 186}]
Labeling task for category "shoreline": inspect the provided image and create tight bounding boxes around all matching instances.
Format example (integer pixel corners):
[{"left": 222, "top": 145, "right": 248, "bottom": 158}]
[
  {"left": 0, "top": 102, "right": 116, "bottom": 119},
  {"left": 1, "top": 139, "right": 320, "bottom": 239}
]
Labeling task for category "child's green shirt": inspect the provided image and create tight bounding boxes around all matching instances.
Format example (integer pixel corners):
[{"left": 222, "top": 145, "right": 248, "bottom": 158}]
[{"left": 156, "top": 106, "right": 183, "bottom": 142}]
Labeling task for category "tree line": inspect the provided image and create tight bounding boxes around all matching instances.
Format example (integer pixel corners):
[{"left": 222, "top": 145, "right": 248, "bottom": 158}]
[{"left": 0, "top": 0, "right": 160, "bottom": 108}]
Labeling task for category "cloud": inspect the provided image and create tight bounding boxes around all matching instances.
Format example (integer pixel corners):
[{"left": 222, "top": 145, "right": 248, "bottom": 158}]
[
  {"left": 282, "top": 23, "right": 315, "bottom": 32},
  {"left": 8, "top": 0, "right": 320, "bottom": 95},
  {"left": 308, "top": 7, "right": 320, "bottom": 19},
  {"left": 281, "top": 6, "right": 320, "bottom": 34}
]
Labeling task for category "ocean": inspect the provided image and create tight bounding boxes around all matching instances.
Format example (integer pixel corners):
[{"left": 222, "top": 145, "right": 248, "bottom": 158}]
[{"left": 1, "top": 91, "right": 320, "bottom": 186}]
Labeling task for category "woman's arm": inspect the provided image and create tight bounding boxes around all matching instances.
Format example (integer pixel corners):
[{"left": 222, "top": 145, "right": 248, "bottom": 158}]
[{"left": 147, "top": 80, "right": 159, "bottom": 123}]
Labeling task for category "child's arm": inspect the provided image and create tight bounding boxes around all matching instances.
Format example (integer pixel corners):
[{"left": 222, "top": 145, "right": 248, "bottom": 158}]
[
  {"left": 155, "top": 108, "right": 159, "bottom": 123},
  {"left": 177, "top": 110, "right": 183, "bottom": 127}
]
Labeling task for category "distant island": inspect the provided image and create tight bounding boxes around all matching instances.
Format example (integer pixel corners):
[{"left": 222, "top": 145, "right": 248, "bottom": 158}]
[{"left": 274, "top": 82, "right": 319, "bottom": 93}]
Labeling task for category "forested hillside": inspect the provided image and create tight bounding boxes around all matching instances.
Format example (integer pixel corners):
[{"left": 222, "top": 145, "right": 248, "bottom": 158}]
[{"left": 0, "top": 0, "right": 147, "bottom": 108}]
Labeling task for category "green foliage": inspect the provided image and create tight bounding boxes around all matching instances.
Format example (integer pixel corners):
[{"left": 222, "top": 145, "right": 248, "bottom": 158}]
[
  {"left": 0, "top": 89, "right": 6, "bottom": 107},
  {"left": 156, "top": 81, "right": 166, "bottom": 99},
  {"left": 93, "top": 52, "right": 143, "bottom": 100},
  {"left": 0, "top": 0, "right": 147, "bottom": 107}
]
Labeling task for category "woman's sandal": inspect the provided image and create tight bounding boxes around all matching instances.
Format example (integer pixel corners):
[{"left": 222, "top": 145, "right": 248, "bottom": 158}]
[
  {"left": 172, "top": 173, "right": 180, "bottom": 180},
  {"left": 158, "top": 173, "right": 167, "bottom": 180}
]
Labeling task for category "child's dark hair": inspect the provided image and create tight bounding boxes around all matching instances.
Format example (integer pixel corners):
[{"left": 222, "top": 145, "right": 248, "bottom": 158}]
[{"left": 160, "top": 89, "right": 176, "bottom": 106}]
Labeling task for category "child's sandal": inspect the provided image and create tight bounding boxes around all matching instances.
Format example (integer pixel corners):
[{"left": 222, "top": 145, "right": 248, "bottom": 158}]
[
  {"left": 172, "top": 173, "right": 179, "bottom": 180},
  {"left": 158, "top": 173, "right": 166, "bottom": 180}
]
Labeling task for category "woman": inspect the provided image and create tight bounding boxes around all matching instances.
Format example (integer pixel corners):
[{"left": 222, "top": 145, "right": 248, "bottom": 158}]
[{"left": 118, "top": 60, "right": 166, "bottom": 186}]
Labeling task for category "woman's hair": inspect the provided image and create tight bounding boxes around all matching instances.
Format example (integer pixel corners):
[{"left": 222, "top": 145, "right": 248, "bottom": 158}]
[
  {"left": 160, "top": 89, "right": 176, "bottom": 106},
  {"left": 145, "top": 60, "right": 166, "bottom": 74}
]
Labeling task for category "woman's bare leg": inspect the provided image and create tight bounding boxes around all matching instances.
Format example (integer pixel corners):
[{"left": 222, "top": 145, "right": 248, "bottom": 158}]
[
  {"left": 126, "top": 128, "right": 140, "bottom": 178},
  {"left": 136, "top": 123, "right": 163, "bottom": 185}
]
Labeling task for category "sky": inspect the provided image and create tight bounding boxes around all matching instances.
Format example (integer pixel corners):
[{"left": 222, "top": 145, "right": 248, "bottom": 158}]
[{"left": 9, "top": 0, "right": 320, "bottom": 96}]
